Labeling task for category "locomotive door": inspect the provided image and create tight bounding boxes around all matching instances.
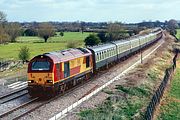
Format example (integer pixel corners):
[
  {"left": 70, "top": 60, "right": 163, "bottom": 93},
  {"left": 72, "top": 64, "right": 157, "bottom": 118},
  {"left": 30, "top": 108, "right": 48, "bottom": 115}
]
[
  {"left": 64, "top": 62, "right": 70, "bottom": 78},
  {"left": 56, "top": 63, "right": 60, "bottom": 80}
]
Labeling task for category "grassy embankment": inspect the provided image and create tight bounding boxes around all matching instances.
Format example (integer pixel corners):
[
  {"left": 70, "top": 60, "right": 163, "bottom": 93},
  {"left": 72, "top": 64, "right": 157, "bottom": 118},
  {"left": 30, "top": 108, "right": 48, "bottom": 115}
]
[
  {"left": 0, "top": 32, "right": 91, "bottom": 60},
  {"left": 78, "top": 45, "right": 173, "bottom": 119},
  {"left": 176, "top": 29, "right": 180, "bottom": 39},
  {"left": 157, "top": 58, "right": 180, "bottom": 120}
]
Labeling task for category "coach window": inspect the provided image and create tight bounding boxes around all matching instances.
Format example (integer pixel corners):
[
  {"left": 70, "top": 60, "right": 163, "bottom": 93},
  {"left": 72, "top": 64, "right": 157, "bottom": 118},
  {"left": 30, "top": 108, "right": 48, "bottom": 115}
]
[
  {"left": 108, "top": 50, "right": 110, "bottom": 57},
  {"left": 86, "top": 56, "right": 90, "bottom": 68},
  {"left": 101, "top": 52, "right": 103, "bottom": 59},
  {"left": 104, "top": 51, "right": 107, "bottom": 58},
  {"left": 96, "top": 53, "right": 99, "bottom": 61},
  {"left": 101, "top": 52, "right": 104, "bottom": 60},
  {"left": 103, "top": 52, "right": 105, "bottom": 59}
]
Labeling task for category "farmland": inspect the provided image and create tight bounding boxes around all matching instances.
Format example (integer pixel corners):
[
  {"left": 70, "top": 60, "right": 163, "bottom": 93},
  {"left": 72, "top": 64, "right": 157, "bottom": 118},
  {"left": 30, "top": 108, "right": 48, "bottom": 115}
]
[{"left": 0, "top": 32, "right": 91, "bottom": 60}]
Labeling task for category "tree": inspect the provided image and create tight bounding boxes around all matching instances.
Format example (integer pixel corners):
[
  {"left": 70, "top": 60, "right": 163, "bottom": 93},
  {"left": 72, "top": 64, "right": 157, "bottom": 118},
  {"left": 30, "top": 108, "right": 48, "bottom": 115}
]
[
  {"left": 167, "top": 19, "right": 179, "bottom": 29},
  {"left": 81, "top": 22, "right": 85, "bottom": 34},
  {"left": 5, "top": 22, "right": 21, "bottom": 42},
  {"left": 166, "top": 19, "right": 179, "bottom": 36},
  {"left": 0, "top": 11, "right": 6, "bottom": 23},
  {"left": 107, "top": 23, "right": 127, "bottom": 41},
  {"left": 84, "top": 34, "right": 101, "bottom": 46},
  {"left": 18, "top": 46, "right": 30, "bottom": 63},
  {"left": 0, "top": 11, "right": 9, "bottom": 44},
  {"left": 60, "top": 32, "right": 64, "bottom": 37},
  {"left": 24, "top": 28, "right": 38, "bottom": 36},
  {"left": 38, "top": 23, "right": 55, "bottom": 42},
  {"left": 0, "top": 25, "right": 9, "bottom": 44},
  {"left": 97, "top": 32, "right": 108, "bottom": 43}
]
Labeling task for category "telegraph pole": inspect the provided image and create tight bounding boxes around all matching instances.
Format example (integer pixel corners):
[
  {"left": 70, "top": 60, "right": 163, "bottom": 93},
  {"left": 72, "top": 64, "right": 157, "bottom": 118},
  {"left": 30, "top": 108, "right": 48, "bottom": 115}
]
[{"left": 139, "top": 38, "right": 143, "bottom": 63}]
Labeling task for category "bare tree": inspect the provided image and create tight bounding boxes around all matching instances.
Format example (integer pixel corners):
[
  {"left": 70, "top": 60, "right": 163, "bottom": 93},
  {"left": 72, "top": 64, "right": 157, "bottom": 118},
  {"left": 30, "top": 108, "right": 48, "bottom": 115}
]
[
  {"left": 167, "top": 19, "right": 179, "bottom": 29},
  {"left": 0, "top": 11, "right": 6, "bottom": 23},
  {"left": 0, "top": 11, "right": 9, "bottom": 44},
  {"left": 5, "top": 22, "right": 21, "bottom": 42},
  {"left": 167, "top": 19, "right": 179, "bottom": 36},
  {"left": 38, "top": 23, "right": 55, "bottom": 42},
  {"left": 0, "top": 25, "right": 9, "bottom": 44},
  {"left": 107, "top": 23, "right": 127, "bottom": 41}
]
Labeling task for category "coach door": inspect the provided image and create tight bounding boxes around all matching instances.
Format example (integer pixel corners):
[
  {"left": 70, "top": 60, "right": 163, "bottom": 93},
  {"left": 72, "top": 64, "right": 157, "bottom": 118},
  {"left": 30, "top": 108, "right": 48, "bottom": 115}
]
[{"left": 64, "top": 62, "right": 70, "bottom": 78}]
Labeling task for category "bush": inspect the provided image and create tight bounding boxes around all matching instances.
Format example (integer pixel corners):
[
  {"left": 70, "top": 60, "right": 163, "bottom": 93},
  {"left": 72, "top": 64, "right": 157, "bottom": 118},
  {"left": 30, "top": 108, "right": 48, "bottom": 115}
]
[
  {"left": 84, "top": 34, "right": 101, "bottom": 46},
  {"left": 66, "top": 41, "right": 77, "bottom": 48},
  {"left": 60, "top": 32, "right": 64, "bottom": 37},
  {"left": 97, "top": 32, "right": 108, "bottom": 43},
  {"left": 18, "top": 46, "right": 30, "bottom": 63}
]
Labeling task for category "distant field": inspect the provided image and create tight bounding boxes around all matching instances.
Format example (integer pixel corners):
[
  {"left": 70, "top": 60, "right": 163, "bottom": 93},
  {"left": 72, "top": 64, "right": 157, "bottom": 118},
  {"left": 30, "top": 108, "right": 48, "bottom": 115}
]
[
  {"left": 16, "top": 32, "right": 91, "bottom": 43},
  {"left": 0, "top": 32, "right": 91, "bottom": 60},
  {"left": 158, "top": 59, "right": 180, "bottom": 120},
  {"left": 176, "top": 29, "right": 180, "bottom": 39}
]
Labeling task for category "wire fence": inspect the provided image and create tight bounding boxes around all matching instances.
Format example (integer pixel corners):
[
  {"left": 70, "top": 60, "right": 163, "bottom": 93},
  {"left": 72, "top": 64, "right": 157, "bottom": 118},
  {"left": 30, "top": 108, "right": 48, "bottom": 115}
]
[
  {"left": 0, "top": 59, "right": 12, "bottom": 72},
  {"left": 144, "top": 50, "right": 179, "bottom": 120}
]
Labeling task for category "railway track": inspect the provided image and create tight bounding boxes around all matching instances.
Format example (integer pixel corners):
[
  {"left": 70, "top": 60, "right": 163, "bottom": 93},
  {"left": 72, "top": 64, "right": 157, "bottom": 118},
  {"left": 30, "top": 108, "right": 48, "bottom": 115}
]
[
  {"left": 0, "top": 87, "right": 27, "bottom": 104},
  {"left": 0, "top": 79, "right": 93, "bottom": 120},
  {"left": 0, "top": 97, "right": 39, "bottom": 119}
]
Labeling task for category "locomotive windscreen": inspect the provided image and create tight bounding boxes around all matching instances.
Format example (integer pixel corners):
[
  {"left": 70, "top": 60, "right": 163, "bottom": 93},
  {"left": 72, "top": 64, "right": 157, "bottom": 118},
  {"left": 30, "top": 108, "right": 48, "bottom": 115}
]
[{"left": 31, "top": 61, "right": 50, "bottom": 71}]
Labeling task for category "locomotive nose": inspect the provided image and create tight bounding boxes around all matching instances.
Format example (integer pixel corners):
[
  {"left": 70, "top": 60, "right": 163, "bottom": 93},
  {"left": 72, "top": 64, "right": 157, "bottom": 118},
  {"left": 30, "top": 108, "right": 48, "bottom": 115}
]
[{"left": 28, "top": 73, "right": 53, "bottom": 85}]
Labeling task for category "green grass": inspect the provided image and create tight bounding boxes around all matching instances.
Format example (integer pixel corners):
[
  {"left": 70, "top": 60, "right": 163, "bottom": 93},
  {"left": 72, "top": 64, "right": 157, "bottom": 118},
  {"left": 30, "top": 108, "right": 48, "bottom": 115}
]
[
  {"left": 78, "top": 85, "right": 151, "bottom": 120},
  {"left": 0, "top": 32, "right": 91, "bottom": 60},
  {"left": 176, "top": 29, "right": 180, "bottom": 39},
  {"left": 78, "top": 50, "right": 173, "bottom": 120},
  {"left": 16, "top": 32, "right": 91, "bottom": 43},
  {"left": 158, "top": 60, "right": 180, "bottom": 120}
]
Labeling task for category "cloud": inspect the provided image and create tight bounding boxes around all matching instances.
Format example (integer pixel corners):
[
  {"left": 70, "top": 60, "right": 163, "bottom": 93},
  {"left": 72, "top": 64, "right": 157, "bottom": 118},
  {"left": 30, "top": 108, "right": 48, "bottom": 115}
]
[{"left": 0, "top": 0, "right": 179, "bottom": 22}]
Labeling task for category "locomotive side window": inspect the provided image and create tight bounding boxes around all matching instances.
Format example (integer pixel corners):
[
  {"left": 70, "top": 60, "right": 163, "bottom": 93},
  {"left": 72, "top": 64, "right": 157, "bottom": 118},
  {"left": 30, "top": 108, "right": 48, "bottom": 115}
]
[
  {"left": 32, "top": 61, "right": 50, "bottom": 71},
  {"left": 86, "top": 56, "right": 90, "bottom": 68},
  {"left": 64, "top": 62, "right": 70, "bottom": 78}
]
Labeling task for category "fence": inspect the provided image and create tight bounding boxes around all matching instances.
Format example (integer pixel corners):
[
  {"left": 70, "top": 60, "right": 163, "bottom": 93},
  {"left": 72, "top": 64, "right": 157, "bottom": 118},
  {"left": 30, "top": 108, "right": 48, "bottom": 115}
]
[
  {"left": 0, "top": 59, "right": 12, "bottom": 72},
  {"left": 144, "top": 51, "right": 179, "bottom": 120}
]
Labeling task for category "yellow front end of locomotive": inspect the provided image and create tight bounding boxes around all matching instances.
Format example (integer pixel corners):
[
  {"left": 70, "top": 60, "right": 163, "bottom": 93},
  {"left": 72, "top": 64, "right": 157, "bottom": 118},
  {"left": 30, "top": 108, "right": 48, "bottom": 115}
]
[{"left": 28, "top": 72, "right": 54, "bottom": 85}]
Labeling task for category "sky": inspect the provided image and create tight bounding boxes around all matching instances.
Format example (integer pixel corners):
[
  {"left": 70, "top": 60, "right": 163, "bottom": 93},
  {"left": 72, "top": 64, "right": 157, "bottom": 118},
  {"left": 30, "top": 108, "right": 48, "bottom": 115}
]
[{"left": 0, "top": 0, "right": 179, "bottom": 23}]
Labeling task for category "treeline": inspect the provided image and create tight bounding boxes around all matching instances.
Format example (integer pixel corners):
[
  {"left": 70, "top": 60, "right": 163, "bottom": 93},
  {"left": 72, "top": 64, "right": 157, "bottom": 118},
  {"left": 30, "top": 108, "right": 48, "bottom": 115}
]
[{"left": 0, "top": 10, "right": 179, "bottom": 45}]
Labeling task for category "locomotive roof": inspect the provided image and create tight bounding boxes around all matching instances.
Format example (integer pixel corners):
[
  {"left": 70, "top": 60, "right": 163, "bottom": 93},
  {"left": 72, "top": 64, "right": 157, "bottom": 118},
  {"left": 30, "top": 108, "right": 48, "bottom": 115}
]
[{"left": 43, "top": 48, "right": 91, "bottom": 63}]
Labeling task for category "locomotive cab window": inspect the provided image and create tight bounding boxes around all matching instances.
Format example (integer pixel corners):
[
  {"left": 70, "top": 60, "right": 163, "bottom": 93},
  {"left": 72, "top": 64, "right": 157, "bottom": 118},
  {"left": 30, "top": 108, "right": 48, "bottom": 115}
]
[
  {"left": 31, "top": 61, "right": 50, "bottom": 71},
  {"left": 86, "top": 56, "right": 90, "bottom": 68}
]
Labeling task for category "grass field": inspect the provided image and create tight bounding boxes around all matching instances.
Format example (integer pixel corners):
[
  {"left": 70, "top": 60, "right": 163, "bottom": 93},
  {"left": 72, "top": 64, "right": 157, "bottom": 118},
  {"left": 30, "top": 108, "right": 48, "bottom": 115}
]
[
  {"left": 0, "top": 32, "right": 91, "bottom": 60},
  {"left": 16, "top": 32, "right": 91, "bottom": 43},
  {"left": 176, "top": 29, "right": 180, "bottom": 39},
  {"left": 158, "top": 59, "right": 180, "bottom": 120}
]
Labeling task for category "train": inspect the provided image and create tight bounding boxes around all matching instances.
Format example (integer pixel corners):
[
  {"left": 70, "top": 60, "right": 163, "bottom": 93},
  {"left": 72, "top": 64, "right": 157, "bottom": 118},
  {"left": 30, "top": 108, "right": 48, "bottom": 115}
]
[{"left": 27, "top": 29, "right": 163, "bottom": 97}]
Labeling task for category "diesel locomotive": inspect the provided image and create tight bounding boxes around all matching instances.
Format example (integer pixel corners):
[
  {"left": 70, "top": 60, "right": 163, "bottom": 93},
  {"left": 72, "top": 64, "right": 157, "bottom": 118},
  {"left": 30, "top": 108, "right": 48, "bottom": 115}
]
[{"left": 27, "top": 29, "right": 163, "bottom": 97}]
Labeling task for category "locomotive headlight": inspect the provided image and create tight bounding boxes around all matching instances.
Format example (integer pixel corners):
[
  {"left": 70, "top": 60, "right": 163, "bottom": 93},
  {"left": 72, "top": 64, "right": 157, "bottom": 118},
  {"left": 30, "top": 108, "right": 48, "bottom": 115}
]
[
  {"left": 28, "top": 80, "right": 34, "bottom": 83},
  {"left": 47, "top": 80, "right": 53, "bottom": 83}
]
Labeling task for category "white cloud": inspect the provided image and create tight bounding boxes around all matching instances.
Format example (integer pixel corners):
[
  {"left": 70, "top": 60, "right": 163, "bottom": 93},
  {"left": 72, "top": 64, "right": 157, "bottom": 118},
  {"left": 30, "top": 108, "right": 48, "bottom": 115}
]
[{"left": 0, "top": 0, "right": 179, "bottom": 22}]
